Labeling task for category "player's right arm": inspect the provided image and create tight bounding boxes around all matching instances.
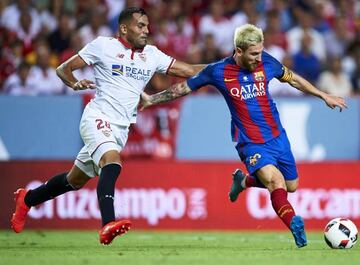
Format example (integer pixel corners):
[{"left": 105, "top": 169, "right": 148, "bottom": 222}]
[
  {"left": 56, "top": 55, "right": 95, "bottom": 91},
  {"left": 141, "top": 63, "right": 214, "bottom": 110},
  {"left": 167, "top": 60, "right": 206, "bottom": 78},
  {"left": 141, "top": 81, "right": 191, "bottom": 110}
]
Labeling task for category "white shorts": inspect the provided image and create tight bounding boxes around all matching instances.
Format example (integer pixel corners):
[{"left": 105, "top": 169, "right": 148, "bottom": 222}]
[{"left": 74, "top": 105, "right": 129, "bottom": 177}]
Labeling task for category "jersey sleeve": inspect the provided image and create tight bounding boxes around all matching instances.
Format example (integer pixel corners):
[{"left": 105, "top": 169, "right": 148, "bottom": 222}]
[
  {"left": 186, "top": 64, "right": 213, "bottom": 91},
  {"left": 78, "top": 37, "right": 104, "bottom": 65},
  {"left": 263, "top": 52, "right": 286, "bottom": 80},
  {"left": 278, "top": 65, "right": 293, "bottom": 82},
  {"left": 153, "top": 46, "right": 175, "bottom": 74}
]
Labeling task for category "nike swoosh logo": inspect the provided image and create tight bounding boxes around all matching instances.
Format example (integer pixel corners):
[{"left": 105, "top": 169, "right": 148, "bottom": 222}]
[{"left": 224, "top": 78, "right": 237, "bottom": 82}]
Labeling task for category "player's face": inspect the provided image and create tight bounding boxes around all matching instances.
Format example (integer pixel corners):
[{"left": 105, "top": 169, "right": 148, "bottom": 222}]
[
  {"left": 126, "top": 13, "right": 149, "bottom": 49},
  {"left": 238, "top": 43, "right": 263, "bottom": 71}
]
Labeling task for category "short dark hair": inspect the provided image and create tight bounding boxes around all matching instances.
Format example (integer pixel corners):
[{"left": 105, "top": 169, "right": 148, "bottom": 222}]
[{"left": 118, "top": 7, "right": 147, "bottom": 25}]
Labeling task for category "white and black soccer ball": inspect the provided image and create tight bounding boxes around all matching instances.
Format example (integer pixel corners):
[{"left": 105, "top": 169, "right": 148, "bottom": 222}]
[{"left": 324, "top": 218, "right": 358, "bottom": 249}]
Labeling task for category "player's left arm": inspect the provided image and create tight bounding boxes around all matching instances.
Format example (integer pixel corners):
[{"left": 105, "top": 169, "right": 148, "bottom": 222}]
[
  {"left": 140, "top": 81, "right": 191, "bottom": 110},
  {"left": 280, "top": 67, "right": 348, "bottom": 112},
  {"left": 167, "top": 60, "right": 206, "bottom": 78}
]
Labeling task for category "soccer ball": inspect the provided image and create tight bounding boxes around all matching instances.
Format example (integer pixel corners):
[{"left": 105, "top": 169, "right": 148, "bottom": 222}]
[{"left": 324, "top": 218, "right": 358, "bottom": 249}]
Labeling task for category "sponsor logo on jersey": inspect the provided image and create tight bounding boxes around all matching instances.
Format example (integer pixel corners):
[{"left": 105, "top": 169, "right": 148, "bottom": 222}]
[
  {"left": 229, "top": 82, "right": 266, "bottom": 100},
  {"left": 254, "top": 71, "right": 265, "bottom": 81},
  {"left": 249, "top": 153, "right": 261, "bottom": 166},
  {"left": 112, "top": 64, "right": 152, "bottom": 81},
  {"left": 112, "top": 64, "right": 123, "bottom": 76}
]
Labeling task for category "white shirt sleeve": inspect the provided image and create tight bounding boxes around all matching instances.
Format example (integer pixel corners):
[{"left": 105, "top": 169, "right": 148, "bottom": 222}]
[
  {"left": 78, "top": 37, "right": 104, "bottom": 65},
  {"left": 153, "top": 46, "right": 175, "bottom": 74}
]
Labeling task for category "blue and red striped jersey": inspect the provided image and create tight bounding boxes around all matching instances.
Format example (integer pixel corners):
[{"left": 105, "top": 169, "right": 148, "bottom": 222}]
[{"left": 187, "top": 51, "right": 286, "bottom": 145}]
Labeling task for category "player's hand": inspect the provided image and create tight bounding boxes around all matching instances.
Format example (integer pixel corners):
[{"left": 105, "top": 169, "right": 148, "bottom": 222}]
[
  {"left": 140, "top": 92, "right": 152, "bottom": 111},
  {"left": 323, "top": 94, "right": 348, "bottom": 112},
  {"left": 73, "top": 79, "right": 96, "bottom": 90}
]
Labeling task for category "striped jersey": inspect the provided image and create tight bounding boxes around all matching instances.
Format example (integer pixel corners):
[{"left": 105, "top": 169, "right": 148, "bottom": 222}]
[{"left": 187, "top": 51, "right": 289, "bottom": 145}]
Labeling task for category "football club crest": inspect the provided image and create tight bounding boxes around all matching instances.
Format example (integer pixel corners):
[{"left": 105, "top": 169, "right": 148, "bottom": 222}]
[
  {"left": 254, "top": 71, "right": 265, "bottom": 81},
  {"left": 139, "top": 53, "right": 147, "bottom": 62},
  {"left": 102, "top": 129, "right": 111, "bottom": 137},
  {"left": 249, "top": 153, "right": 262, "bottom": 166}
]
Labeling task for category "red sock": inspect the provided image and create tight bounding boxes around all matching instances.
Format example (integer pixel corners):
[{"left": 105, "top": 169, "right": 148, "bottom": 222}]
[
  {"left": 270, "top": 188, "right": 295, "bottom": 228},
  {"left": 245, "top": 175, "right": 266, "bottom": 188}
]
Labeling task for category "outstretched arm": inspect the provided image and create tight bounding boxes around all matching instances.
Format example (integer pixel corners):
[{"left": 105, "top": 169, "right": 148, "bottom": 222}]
[
  {"left": 56, "top": 55, "right": 95, "bottom": 91},
  {"left": 167, "top": 60, "right": 206, "bottom": 78},
  {"left": 283, "top": 68, "right": 348, "bottom": 111},
  {"left": 141, "top": 81, "right": 192, "bottom": 110}
]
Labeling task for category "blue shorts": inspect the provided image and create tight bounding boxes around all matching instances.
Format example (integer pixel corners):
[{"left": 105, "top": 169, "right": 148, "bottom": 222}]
[{"left": 235, "top": 130, "right": 298, "bottom": 181}]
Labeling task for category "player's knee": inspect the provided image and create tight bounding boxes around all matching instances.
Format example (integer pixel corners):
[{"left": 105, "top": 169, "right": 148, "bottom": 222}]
[
  {"left": 286, "top": 179, "right": 299, "bottom": 193},
  {"left": 99, "top": 150, "right": 120, "bottom": 168},
  {"left": 68, "top": 180, "right": 85, "bottom": 190},
  {"left": 287, "top": 186, "right": 297, "bottom": 193},
  {"left": 268, "top": 178, "right": 286, "bottom": 191},
  {"left": 67, "top": 171, "right": 90, "bottom": 190},
  {"left": 67, "top": 177, "right": 86, "bottom": 189}
]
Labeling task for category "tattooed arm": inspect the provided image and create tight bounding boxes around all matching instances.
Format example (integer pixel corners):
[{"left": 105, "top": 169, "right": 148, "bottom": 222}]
[{"left": 141, "top": 81, "right": 192, "bottom": 110}]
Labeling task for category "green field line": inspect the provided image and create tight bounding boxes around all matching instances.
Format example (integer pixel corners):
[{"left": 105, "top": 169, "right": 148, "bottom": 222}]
[{"left": 1, "top": 230, "right": 359, "bottom": 265}]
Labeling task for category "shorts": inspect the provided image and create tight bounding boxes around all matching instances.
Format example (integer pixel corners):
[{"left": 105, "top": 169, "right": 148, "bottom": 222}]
[
  {"left": 74, "top": 105, "right": 129, "bottom": 178},
  {"left": 235, "top": 130, "right": 298, "bottom": 181}
]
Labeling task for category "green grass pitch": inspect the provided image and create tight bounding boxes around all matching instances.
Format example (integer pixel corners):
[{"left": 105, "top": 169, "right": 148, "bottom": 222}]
[{"left": 1, "top": 230, "right": 359, "bottom": 265}]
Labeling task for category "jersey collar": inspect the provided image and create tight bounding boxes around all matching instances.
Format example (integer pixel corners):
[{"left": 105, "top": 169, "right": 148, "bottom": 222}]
[{"left": 117, "top": 37, "right": 144, "bottom": 53}]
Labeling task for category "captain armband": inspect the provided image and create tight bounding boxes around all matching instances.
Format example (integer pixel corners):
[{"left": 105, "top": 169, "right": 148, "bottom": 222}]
[{"left": 279, "top": 66, "right": 294, "bottom": 83}]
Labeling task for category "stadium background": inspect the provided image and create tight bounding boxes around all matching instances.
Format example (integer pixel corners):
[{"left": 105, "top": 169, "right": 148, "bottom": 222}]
[{"left": 0, "top": 0, "right": 360, "bottom": 231}]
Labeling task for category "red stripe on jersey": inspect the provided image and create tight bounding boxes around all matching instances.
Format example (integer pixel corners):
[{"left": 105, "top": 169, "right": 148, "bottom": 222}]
[
  {"left": 252, "top": 64, "right": 280, "bottom": 138},
  {"left": 233, "top": 125, "right": 239, "bottom": 142},
  {"left": 224, "top": 64, "right": 264, "bottom": 143}
]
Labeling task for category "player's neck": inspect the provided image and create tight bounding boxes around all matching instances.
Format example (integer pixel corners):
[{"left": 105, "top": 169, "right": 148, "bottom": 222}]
[
  {"left": 117, "top": 36, "right": 144, "bottom": 52},
  {"left": 233, "top": 54, "right": 244, "bottom": 68}
]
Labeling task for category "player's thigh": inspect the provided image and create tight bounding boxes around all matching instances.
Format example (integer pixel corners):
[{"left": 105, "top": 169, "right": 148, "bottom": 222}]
[
  {"left": 255, "top": 164, "right": 286, "bottom": 192},
  {"left": 97, "top": 124, "right": 129, "bottom": 167},
  {"left": 79, "top": 110, "right": 118, "bottom": 154},
  {"left": 79, "top": 109, "right": 121, "bottom": 166},
  {"left": 67, "top": 164, "right": 92, "bottom": 189},
  {"left": 236, "top": 142, "right": 276, "bottom": 176},
  {"left": 74, "top": 145, "right": 100, "bottom": 178},
  {"left": 99, "top": 150, "right": 121, "bottom": 168},
  {"left": 277, "top": 145, "right": 299, "bottom": 192}
]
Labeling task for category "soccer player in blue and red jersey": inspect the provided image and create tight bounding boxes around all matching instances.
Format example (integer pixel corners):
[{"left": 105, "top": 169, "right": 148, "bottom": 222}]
[{"left": 141, "top": 24, "right": 347, "bottom": 248}]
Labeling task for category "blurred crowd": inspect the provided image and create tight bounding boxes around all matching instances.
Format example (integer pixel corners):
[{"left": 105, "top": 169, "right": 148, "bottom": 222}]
[{"left": 1, "top": 0, "right": 360, "bottom": 97}]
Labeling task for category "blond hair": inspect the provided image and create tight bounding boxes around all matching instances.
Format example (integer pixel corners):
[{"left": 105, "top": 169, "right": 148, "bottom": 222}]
[{"left": 233, "top": 24, "right": 264, "bottom": 50}]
